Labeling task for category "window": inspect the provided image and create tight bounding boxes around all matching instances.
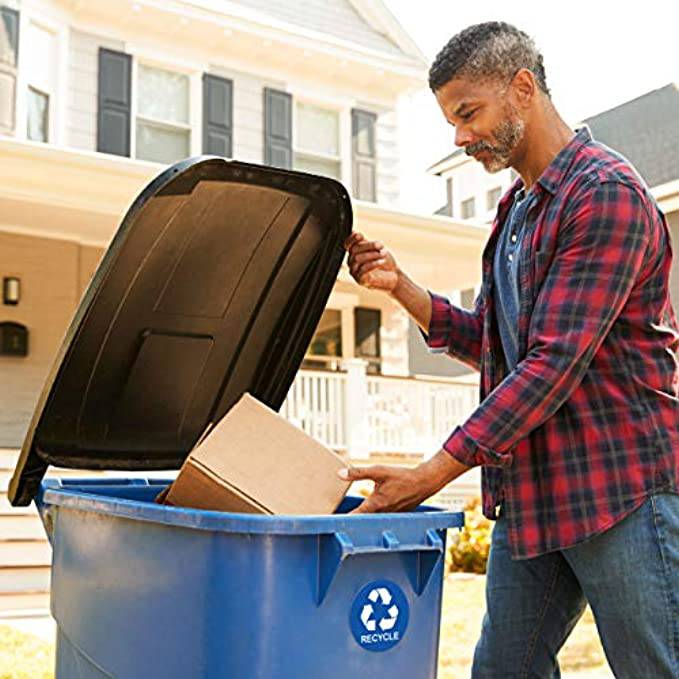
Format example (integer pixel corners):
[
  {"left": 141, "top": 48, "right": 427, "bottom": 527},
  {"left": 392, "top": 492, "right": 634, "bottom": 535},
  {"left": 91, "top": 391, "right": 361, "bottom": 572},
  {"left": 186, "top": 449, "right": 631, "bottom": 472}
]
[
  {"left": 0, "top": 7, "right": 19, "bottom": 134},
  {"left": 303, "top": 309, "right": 343, "bottom": 370},
  {"left": 0, "top": 7, "right": 19, "bottom": 67},
  {"left": 461, "top": 197, "right": 476, "bottom": 219},
  {"left": 355, "top": 307, "right": 381, "bottom": 374},
  {"left": 25, "top": 21, "right": 56, "bottom": 142},
  {"left": 445, "top": 178, "right": 453, "bottom": 216},
  {"left": 293, "top": 101, "right": 341, "bottom": 180},
  {"left": 27, "top": 86, "right": 48, "bottom": 142},
  {"left": 136, "top": 64, "right": 190, "bottom": 164},
  {"left": 487, "top": 187, "right": 502, "bottom": 211}
]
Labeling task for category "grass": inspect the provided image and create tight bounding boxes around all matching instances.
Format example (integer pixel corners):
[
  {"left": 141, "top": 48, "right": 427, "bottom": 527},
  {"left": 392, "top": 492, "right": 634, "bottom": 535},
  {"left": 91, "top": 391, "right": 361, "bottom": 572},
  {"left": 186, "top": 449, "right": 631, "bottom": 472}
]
[
  {"left": 0, "top": 624, "right": 54, "bottom": 679},
  {"left": 0, "top": 575, "right": 612, "bottom": 679}
]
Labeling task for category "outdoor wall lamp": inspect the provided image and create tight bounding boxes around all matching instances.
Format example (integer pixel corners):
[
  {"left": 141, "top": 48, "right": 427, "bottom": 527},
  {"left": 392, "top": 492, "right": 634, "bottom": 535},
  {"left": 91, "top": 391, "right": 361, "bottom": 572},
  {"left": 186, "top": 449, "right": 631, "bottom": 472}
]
[{"left": 3, "top": 277, "right": 21, "bottom": 305}]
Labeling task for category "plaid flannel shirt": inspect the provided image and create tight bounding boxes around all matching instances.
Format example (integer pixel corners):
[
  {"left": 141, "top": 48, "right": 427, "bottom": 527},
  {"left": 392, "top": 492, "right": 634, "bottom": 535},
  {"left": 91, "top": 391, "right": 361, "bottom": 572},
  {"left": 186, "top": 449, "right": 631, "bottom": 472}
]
[{"left": 426, "top": 127, "right": 679, "bottom": 559}]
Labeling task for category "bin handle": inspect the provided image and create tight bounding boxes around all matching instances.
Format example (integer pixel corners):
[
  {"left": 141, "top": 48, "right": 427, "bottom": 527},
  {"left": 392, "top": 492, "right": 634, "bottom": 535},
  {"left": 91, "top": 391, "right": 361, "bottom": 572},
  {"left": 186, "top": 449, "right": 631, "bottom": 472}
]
[{"left": 315, "top": 529, "right": 445, "bottom": 605}]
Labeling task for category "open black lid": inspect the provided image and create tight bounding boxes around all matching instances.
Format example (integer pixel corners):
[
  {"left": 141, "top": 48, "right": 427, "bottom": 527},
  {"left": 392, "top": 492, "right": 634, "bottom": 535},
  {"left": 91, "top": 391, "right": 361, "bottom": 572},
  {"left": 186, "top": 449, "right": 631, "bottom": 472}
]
[{"left": 10, "top": 157, "right": 352, "bottom": 505}]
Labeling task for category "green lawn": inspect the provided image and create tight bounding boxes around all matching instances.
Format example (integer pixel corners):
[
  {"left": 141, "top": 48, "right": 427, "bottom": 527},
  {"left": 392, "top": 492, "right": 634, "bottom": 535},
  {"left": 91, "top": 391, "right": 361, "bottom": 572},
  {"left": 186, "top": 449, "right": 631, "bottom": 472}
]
[{"left": 0, "top": 575, "right": 612, "bottom": 678}]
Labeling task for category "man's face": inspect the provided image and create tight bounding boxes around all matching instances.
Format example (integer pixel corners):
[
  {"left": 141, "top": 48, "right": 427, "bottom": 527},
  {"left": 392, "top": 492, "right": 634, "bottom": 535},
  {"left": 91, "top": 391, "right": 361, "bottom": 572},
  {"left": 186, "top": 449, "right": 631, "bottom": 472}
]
[{"left": 434, "top": 75, "right": 526, "bottom": 173}]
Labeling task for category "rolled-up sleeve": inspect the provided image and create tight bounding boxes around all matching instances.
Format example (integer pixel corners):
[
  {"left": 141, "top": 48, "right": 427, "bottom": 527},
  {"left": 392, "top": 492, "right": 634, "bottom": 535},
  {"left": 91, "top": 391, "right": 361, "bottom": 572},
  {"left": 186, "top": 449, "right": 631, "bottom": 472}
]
[
  {"left": 420, "top": 291, "right": 484, "bottom": 371},
  {"left": 442, "top": 180, "right": 653, "bottom": 468}
]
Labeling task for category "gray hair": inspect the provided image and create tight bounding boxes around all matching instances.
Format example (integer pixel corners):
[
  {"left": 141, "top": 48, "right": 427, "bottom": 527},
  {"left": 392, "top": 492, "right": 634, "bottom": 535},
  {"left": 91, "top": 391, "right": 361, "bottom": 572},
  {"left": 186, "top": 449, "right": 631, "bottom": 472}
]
[{"left": 428, "top": 22, "right": 550, "bottom": 97}]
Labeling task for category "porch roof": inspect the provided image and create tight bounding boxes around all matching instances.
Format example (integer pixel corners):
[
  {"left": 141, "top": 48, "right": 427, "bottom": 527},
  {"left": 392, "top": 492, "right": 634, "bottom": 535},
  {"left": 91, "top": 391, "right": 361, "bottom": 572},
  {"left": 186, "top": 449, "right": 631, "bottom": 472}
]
[{"left": 0, "top": 137, "right": 489, "bottom": 290}]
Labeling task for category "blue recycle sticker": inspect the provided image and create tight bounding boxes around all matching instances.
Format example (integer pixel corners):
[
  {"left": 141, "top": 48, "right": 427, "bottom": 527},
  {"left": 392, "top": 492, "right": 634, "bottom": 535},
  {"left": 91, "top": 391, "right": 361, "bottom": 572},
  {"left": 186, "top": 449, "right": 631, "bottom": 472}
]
[{"left": 349, "top": 580, "right": 409, "bottom": 652}]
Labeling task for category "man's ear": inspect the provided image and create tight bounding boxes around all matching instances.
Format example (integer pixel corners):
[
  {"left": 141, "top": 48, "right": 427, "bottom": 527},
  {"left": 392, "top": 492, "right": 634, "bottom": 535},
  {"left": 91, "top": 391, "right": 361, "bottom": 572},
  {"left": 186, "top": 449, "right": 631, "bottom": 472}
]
[{"left": 509, "top": 68, "right": 537, "bottom": 109}]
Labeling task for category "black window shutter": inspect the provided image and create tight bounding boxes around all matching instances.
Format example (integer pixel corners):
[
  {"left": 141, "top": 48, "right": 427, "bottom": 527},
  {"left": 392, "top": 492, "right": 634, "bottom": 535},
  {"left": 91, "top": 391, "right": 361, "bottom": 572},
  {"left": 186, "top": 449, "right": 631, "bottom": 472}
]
[
  {"left": 351, "top": 109, "right": 377, "bottom": 202},
  {"left": 0, "top": 7, "right": 19, "bottom": 66},
  {"left": 97, "top": 48, "right": 131, "bottom": 156},
  {"left": 203, "top": 73, "right": 232, "bottom": 157},
  {"left": 263, "top": 87, "right": 292, "bottom": 169}
]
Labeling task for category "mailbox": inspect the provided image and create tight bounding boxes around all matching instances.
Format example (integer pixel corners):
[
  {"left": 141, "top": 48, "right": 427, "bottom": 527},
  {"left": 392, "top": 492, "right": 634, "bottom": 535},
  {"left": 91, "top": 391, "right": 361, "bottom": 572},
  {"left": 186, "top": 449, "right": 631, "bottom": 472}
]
[{"left": 0, "top": 322, "right": 29, "bottom": 356}]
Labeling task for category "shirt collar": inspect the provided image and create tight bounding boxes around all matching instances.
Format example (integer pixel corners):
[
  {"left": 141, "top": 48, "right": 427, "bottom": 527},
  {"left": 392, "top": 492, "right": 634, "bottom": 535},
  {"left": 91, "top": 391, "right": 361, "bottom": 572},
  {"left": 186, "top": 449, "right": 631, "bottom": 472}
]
[
  {"left": 492, "top": 126, "right": 592, "bottom": 234},
  {"left": 535, "top": 125, "right": 592, "bottom": 195}
]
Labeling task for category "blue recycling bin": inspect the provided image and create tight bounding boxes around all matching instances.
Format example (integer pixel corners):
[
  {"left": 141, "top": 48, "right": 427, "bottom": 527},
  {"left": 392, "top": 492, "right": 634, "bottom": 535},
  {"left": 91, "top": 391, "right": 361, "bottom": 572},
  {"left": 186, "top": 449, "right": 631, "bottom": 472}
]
[
  {"left": 9, "top": 157, "right": 465, "bottom": 677},
  {"left": 37, "top": 478, "right": 462, "bottom": 678}
]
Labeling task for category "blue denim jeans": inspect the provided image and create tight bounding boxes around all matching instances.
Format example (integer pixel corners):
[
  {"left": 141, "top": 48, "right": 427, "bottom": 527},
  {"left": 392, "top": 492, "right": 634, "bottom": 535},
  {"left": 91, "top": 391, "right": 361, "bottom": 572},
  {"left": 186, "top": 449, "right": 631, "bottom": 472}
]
[{"left": 472, "top": 493, "right": 679, "bottom": 678}]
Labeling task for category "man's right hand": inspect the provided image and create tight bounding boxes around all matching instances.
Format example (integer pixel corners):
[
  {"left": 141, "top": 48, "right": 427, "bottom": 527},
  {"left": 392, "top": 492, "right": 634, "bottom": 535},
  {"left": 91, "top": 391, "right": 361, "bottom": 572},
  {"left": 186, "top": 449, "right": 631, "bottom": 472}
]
[{"left": 344, "top": 232, "right": 400, "bottom": 292}]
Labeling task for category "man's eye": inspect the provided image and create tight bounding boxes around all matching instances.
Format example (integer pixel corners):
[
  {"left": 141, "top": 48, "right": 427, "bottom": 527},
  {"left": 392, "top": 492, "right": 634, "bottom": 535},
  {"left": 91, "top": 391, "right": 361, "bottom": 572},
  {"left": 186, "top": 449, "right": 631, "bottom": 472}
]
[{"left": 461, "top": 109, "right": 477, "bottom": 120}]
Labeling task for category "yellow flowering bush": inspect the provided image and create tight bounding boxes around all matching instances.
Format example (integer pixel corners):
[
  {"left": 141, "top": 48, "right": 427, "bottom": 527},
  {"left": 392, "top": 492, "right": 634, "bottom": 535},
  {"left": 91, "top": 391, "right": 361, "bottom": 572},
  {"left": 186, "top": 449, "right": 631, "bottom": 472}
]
[{"left": 447, "top": 497, "right": 492, "bottom": 574}]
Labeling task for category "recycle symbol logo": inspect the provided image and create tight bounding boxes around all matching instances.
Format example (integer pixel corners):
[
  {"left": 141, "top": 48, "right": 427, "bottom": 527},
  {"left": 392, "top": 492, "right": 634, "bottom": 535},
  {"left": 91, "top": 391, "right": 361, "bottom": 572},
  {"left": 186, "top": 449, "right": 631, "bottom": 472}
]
[
  {"left": 360, "top": 587, "right": 400, "bottom": 632},
  {"left": 350, "top": 580, "right": 409, "bottom": 652}
]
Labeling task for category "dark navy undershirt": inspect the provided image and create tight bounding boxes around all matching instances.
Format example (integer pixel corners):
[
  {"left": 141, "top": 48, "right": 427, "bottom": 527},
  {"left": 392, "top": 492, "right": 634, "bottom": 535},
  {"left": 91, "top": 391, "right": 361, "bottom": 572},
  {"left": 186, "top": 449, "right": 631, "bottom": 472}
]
[{"left": 493, "top": 188, "right": 535, "bottom": 370}]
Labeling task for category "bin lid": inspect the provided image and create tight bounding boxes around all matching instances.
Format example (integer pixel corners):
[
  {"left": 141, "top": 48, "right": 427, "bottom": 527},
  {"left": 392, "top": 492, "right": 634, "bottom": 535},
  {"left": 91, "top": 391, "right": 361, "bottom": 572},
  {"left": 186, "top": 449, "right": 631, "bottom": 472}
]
[{"left": 10, "top": 157, "right": 352, "bottom": 505}]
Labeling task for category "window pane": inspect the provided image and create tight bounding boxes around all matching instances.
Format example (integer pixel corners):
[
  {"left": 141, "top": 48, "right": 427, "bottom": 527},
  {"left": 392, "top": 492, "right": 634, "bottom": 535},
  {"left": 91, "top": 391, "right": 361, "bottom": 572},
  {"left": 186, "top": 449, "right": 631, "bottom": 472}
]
[
  {"left": 296, "top": 102, "right": 339, "bottom": 156},
  {"left": 0, "top": 8, "right": 18, "bottom": 67},
  {"left": 446, "top": 178, "right": 453, "bottom": 216},
  {"left": 355, "top": 308, "right": 381, "bottom": 358},
  {"left": 293, "top": 153, "right": 341, "bottom": 180},
  {"left": 26, "top": 22, "right": 56, "bottom": 95},
  {"left": 461, "top": 197, "right": 476, "bottom": 219},
  {"left": 308, "top": 309, "right": 342, "bottom": 357},
  {"left": 138, "top": 64, "right": 189, "bottom": 124},
  {"left": 487, "top": 187, "right": 502, "bottom": 211},
  {"left": 354, "top": 112, "right": 375, "bottom": 156},
  {"left": 136, "top": 121, "right": 190, "bottom": 164},
  {"left": 27, "top": 87, "right": 48, "bottom": 142}
]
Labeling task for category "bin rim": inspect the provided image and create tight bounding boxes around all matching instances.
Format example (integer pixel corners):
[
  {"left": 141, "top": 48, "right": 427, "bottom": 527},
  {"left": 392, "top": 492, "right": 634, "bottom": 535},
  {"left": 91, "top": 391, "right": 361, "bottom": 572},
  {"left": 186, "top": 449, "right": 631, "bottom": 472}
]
[{"left": 37, "top": 478, "right": 464, "bottom": 535}]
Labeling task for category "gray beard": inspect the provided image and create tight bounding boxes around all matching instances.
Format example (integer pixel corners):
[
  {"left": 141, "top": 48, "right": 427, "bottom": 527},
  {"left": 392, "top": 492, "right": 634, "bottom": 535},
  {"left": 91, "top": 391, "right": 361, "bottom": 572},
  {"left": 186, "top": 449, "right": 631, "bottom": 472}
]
[{"left": 466, "top": 115, "right": 525, "bottom": 173}]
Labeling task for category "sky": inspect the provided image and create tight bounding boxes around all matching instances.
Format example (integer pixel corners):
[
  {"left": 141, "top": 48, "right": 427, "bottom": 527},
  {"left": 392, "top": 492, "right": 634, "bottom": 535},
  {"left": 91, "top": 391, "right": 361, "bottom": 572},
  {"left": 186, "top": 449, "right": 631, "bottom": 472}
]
[{"left": 383, "top": 0, "right": 679, "bottom": 212}]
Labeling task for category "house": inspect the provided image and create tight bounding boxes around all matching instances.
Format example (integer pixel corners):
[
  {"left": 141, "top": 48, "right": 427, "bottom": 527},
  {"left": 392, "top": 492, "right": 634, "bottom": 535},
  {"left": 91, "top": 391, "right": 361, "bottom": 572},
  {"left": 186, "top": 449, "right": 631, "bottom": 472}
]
[{"left": 0, "top": 0, "right": 487, "bottom": 611}]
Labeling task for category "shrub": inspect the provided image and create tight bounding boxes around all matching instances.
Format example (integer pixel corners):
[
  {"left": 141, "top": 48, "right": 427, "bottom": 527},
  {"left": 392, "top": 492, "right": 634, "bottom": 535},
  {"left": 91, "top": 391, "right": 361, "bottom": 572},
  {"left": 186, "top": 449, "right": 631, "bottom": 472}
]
[{"left": 447, "top": 497, "right": 492, "bottom": 574}]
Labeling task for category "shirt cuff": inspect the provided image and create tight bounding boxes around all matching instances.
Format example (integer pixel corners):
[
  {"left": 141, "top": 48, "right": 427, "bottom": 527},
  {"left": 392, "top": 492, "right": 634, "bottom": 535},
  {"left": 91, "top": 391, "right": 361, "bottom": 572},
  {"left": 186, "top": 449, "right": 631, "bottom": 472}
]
[
  {"left": 442, "top": 426, "right": 514, "bottom": 469},
  {"left": 419, "top": 291, "right": 452, "bottom": 354}
]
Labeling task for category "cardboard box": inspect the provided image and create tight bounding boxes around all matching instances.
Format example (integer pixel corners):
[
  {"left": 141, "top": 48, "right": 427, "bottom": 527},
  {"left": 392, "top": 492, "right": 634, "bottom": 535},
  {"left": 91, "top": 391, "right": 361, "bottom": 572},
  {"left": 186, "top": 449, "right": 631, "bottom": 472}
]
[{"left": 160, "top": 393, "right": 351, "bottom": 515}]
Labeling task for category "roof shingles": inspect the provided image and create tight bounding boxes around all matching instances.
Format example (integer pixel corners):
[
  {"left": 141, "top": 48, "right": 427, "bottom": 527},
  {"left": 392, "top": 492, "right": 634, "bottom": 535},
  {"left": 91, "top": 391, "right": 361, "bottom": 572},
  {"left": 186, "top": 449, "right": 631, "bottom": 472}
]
[{"left": 584, "top": 83, "right": 679, "bottom": 188}]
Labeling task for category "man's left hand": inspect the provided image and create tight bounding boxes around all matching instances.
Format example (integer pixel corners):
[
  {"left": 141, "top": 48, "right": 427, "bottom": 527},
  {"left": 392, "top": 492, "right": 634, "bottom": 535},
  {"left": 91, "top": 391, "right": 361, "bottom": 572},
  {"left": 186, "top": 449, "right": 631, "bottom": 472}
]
[{"left": 338, "top": 449, "right": 471, "bottom": 514}]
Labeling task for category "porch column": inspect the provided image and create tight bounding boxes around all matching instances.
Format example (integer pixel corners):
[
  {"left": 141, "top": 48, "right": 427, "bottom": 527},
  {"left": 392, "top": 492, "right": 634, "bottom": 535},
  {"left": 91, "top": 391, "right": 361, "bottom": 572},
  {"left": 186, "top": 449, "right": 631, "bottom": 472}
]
[{"left": 342, "top": 358, "right": 370, "bottom": 459}]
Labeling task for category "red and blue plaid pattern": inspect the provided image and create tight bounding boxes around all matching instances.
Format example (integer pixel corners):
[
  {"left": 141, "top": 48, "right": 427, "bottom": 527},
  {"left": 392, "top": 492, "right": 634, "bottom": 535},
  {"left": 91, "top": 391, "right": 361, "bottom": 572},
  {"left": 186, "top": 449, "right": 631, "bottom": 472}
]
[{"left": 427, "top": 127, "right": 678, "bottom": 559}]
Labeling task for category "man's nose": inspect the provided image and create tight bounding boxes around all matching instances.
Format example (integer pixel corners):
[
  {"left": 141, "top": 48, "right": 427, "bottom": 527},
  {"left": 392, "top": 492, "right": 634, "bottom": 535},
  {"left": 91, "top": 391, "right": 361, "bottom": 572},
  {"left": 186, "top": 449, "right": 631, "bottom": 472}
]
[{"left": 455, "top": 126, "right": 474, "bottom": 148}]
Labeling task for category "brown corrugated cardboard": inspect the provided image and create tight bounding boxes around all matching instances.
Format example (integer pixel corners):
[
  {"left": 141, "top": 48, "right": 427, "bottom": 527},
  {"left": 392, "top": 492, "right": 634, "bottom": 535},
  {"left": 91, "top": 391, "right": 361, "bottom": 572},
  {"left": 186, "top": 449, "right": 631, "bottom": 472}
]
[{"left": 161, "top": 393, "right": 351, "bottom": 515}]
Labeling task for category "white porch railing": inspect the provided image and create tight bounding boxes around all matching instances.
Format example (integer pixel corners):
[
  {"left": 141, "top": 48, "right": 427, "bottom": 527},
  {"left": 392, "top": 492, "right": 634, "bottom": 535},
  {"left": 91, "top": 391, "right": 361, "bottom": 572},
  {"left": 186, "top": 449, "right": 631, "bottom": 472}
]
[
  {"left": 280, "top": 370, "right": 346, "bottom": 449},
  {"left": 281, "top": 361, "right": 478, "bottom": 457},
  {"left": 366, "top": 374, "right": 478, "bottom": 454}
]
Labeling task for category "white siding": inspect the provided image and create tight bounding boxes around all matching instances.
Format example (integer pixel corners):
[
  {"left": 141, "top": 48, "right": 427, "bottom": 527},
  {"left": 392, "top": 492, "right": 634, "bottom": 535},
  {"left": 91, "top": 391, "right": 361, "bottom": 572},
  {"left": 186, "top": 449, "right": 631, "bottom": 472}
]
[
  {"left": 67, "top": 29, "right": 124, "bottom": 151},
  {"left": 376, "top": 108, "right": 399, "bottom": 206}
]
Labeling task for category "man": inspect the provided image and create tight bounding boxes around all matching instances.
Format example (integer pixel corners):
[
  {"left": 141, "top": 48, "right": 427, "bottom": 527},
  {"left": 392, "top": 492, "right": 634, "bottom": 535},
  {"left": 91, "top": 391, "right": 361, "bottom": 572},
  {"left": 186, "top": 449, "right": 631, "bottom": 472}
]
[{"left": 340, "top": 22, "right": 678, "bottom": 678}]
